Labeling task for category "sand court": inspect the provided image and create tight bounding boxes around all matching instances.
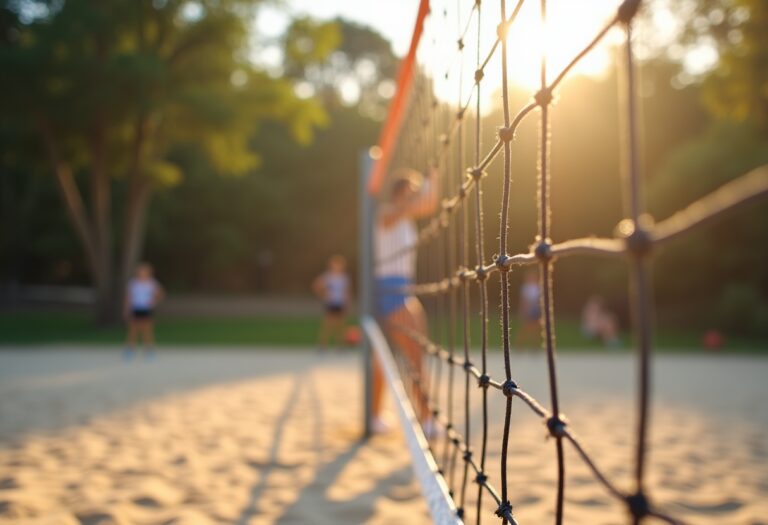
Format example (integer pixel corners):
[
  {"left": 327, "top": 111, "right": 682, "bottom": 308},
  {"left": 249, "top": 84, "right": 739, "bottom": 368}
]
[{"left": 0, "top": 348, "right": 766, "bottom": 524}]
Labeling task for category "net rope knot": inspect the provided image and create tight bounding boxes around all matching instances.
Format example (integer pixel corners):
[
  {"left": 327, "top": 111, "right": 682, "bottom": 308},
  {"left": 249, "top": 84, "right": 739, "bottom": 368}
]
[
  {"left": 495, "top": 500, "right": 514, "bottom": 520},
  {"left": 534, "top": 87, "right": 554, "bottom": 107},
  {"left": 546, "top": 415, "right": 568, "bottom": 438},
  {"left": 501, "top": 379, "right": 519, "bottom": 397},
  {"left": 498, "top": 125, "right": 515, "bottom": 143},
  {"left": 474, "top": 264, "right": 488, "bottom": 281},
  {"left": 474, "top": 69, "right": 484, "bottom": 83},
  {"left": 534, "top": 239, "right": 553, "bottom": 261},
  {"left": 494, "top": 253, "right": 512, "bottom": 272},
  {"left": 468, "top": 166, "right": 485, "bottom": 181},
  {"left": 618, "top": 218, "right": 654, "bottom": 257},
  {"left": 617, "top": 0, "right": 643, "bottom": 25},
  {"left": 497, "top": 20, "right": 509, "bottom": 41},
  {"left": 475, "top": 472, "right": 488, "bottom": 485},
  {"left": 477, "top": 374, "right": 491, "bottom": 389},
  {"left": 625, "top": 491, "right": 650, "bottom": 519}
]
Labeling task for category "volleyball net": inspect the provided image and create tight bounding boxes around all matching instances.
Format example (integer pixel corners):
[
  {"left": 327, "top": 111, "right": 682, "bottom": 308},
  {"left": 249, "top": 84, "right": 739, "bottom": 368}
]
[{"left": 358, "top": 1, "right": 768, "bottom": 524}]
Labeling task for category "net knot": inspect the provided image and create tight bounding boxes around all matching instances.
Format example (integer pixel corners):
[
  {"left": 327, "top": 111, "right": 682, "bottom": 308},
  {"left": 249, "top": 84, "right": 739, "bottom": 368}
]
[
  {"left": 498, "top": 125, "right": 515, "bottom": 143},
  {"left": 443, "top": 198, "right": 455, "bottom": 212},
  {"left": 462, "top": 359, "right": 473, "bottom": 372},
  {"left": 474, "top": 68, "right": 484, "bottom": 83},
  {"left": 457, "top": 508, "right": 465, "bottom": 519},
  {"left": 452, "top": 436, "right": 461, "bottom": 446},
  {"left": 496, "top": 20, "right": 509, "bottom": 41},
  {"left": 474, "top": 265, "right": 488, "bottom": 281},
  {"left": 458, "top": 184, "right": 468, "bottom": 199},
  {"left": 534, "top": 239, "right": 552, "bottom": 261},
  {"left": 501, "top": 379, "right": 518, "bottom": 397},
  {"left": 457, "top": 38, "right": 464, "bottom": 51},
  {"left": 534, "top": 87, "right": 554, "bottom": 107},
  {"left": 546, "top": 415, "right": 568, "bottom": 438},
  {"left": 475, "top": 472, "right": 488, "bottom": 485},
  {"left": 468, "top": 166, "right": 485, "bottom": 181},
  {"left": 618, "top": 218, "right": 654, "bottom": 257},
  {"left": 625, "top": 491, "right": 650, "bottom": 519},
  {"left": 477, "top": 374, "right": 490, "bottom": 389},
  {"left": 495, "top": 500, "right": 514, "bottom": 520},
  {"left": 432, "top": 409, "right": 440, "bottom": 418},
  {"left": 457, "top": 107, "right": 465, "bottom": 120},
  {"left": 458, "top": 268, "right": 469, "bottom": 282},
  {"left": 462, "top": 450, "right": 472, "bottom": 461},
  {"left": 440, "top": 133, "right": 450, "bottom": 146},
  {"left": 494, "top": 253, "right": 511, "bottom": 272},
  {"left": 617, "top": 0, "right": 642, "bottom": 25}
]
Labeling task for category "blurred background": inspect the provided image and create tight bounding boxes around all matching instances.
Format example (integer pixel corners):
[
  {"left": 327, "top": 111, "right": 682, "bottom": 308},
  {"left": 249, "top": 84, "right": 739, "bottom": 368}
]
[{"left": 0, "top": 0, "right": 766, "bottom": 349}]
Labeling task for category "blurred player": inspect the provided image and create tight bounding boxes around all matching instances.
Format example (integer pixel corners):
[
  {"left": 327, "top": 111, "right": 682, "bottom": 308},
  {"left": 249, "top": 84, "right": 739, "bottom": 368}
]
[
  {"left": 124, "top": 262, "right": 164, "bottom": 359},
  {"left": 313, "top": 255, "right": 352, "bottom": 352},
  {"left": 373, "top": 167, "right": 439, "bottom": 434}
]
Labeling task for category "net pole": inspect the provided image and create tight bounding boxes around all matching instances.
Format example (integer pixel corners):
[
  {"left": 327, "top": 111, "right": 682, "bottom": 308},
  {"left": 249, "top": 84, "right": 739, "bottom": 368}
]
[{"left": 359, "top": 148, "right": 377, "bottom": 439}]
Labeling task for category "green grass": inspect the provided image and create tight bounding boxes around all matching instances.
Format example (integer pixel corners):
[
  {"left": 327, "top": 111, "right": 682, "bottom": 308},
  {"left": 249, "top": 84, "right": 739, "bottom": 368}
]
[
  {"left": 0, "top": 312, "right": 320, "bottom": 346},
  {"left": 1, "top": 311, "right": 765, "bottom": 352}
]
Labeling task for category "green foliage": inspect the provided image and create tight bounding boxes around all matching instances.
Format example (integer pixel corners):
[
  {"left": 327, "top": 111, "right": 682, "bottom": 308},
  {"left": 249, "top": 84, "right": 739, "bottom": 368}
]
[
  {"left": 650, "top": 120, "right": 768, "bottom": 335},
  {"left": 678, "top": 0, "right": 768, "bottom": 131},
  {"left": 283, "top": 17, "right": 398, "bottom": 117},
  {"left": 0, "top": 0, "right": 331, "bottom": 320}
]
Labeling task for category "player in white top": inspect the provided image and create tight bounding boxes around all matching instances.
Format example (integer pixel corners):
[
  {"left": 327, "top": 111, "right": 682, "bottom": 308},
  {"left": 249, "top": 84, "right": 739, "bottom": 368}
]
[
  {"left": 123, "top": 262, "right": 164, "bottom": 359},
  {"left": 312, "top": 255, "right": 352, "bottom": 352},
  {"left": 371, "top": 167, "right": 439, "bottom": 433}
]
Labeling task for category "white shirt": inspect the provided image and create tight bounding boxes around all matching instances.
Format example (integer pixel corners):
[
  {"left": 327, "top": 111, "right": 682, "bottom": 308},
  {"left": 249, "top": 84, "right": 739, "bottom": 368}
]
[
  {"left": 128, "top": 278, "right": 158, "bottom": 310},
  {"left": 322, "top": 272, "right": 349, "bottom": 305},
  {"left": 375, "top": 218, "right": 417, "bottom": 279},
  {"left": 521, "top": 282, "right": 540, "bottom": 304}
]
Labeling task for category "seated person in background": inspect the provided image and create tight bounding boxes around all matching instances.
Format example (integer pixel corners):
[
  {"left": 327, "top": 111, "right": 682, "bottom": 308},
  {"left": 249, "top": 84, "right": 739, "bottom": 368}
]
[
  {"left": 313, "top": 255, "right": 352, "bottom": 353},
  {"left": 581, "top": 295, "right": 620, "bottom": 347}
]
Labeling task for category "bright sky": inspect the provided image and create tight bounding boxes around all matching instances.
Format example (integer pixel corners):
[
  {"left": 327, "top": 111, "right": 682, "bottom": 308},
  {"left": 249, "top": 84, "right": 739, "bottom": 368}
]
[{"left": 256, "top": 0, "right": 709, "bottom": 110}]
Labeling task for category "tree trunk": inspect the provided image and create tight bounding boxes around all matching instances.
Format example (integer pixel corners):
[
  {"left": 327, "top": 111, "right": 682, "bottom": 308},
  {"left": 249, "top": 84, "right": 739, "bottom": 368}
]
[
  {"left": 36, "top": 117, "right": 100, "bottom": 281},
  {"left": 90, "top": 123, "right": 116, "bottom": 325},
  {"left": 120, "top": 179, "right": 152, "bottom": 293},
  {"left": 117, "top": 114, "right": 152, "bottom": 317}
]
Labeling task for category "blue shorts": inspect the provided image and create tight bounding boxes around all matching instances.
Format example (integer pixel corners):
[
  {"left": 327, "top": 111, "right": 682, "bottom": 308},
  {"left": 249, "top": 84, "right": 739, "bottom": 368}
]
[{"left": 376, "top": 276, "right": 412, "bottom": 317}]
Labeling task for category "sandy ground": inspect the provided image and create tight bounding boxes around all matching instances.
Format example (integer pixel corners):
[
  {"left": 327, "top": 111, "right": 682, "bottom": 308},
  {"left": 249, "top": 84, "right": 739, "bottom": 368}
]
[{"left": 0, "top": 348, "right": 766, "bottom": 525}]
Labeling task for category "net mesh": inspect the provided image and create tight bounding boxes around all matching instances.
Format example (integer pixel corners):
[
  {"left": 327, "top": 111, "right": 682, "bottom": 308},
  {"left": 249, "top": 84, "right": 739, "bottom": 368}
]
[{"left": 367, "top": 1, "right": 768, "bottom": 524}]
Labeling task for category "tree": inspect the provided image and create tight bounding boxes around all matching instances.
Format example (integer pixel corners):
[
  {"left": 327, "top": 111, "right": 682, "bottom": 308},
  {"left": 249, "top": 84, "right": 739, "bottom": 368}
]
[
  {"left": 283, "top": 17, "right": 398, "bottom": 118},
  {"left": 667, "top": 0, "right": 768, "bottom": 131},
  {"left": 0, "top": 0, "right": 329, "bottom": 322}
]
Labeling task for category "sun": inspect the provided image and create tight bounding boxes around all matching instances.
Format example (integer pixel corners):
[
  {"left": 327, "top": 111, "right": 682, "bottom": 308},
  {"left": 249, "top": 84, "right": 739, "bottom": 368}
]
[{"left": 425, "top": 0, "right": 624, "bottom": 110}]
